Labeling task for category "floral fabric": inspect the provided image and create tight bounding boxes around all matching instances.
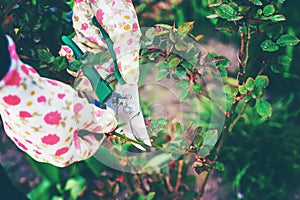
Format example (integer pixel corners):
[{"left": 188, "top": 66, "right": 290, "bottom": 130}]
[
  {"left": 63, "top": 0, "right": 141, "bottom": 85},
  {"left": 0, "top": 36, "right": 117, "bottom": 167}
]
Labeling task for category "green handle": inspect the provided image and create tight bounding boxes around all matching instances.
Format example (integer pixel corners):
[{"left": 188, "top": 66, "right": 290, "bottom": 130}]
[
  {"left": 61, "top": 36, "right": 84, "bottom": 60},
  {"left": 82, "top": 66, "right": 112, "bottom": 103},
  {"left": 92, "top": 16, "right": 125, "bottom": 85}
]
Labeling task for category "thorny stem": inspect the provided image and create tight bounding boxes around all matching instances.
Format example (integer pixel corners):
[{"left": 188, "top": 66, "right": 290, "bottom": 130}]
[
  {"left": 113, "top": 132, "right": 186, "bottom": 155},
  {"left": 229, "top": 102, "right": 247, "bottom": 132},
  {"left": 196, "top": 23, "right": 252, "bottom": 200}
]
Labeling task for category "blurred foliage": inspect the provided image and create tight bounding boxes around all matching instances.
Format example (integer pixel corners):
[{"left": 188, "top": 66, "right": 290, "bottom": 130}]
[{"left": 1, "top": 0, "right": 300, "bottom": 200}]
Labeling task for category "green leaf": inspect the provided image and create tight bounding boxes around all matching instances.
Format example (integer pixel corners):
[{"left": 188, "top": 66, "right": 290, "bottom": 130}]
[
  {"left": 252, "top": 87, "right": 264, "bottom": 98},
  {"left": 146, "top": 192, "right": 156, "bottom": 200},
  {"left": 179, "top": 79, "right": 190, "bottom": 89},
  {"left": 207, "top": 0, "right": 223, "bottom": 7},
  {"left": 180, "top": 89, "right": 190, "bottom": 101},
  {"left": 238, "top": 85, "right": 247, "bottom": 95},
  {"left": 198, "top": 129, "right": 219, "bottom": 157},
  {"left": 37, "top": 49, "right": 55, "bottom": 64},
  {"left": 155, "top": 69, "right": 169, "bottom": 81},
  {"left": 215, "top": 4, "right": 238, "bottom": 20},
  {"left": 167, "top": 55, "right": 181, "bottom": 68},
  {"left": 192, "top": 83, "right": 203, "bottom": 92},
  {"left": 157, "top": 61, "right": 169, "bottom": 70},
  {"left": 263, "top": 5, "right": 276, "bottom": 16},
  {"left": 255, "top": 75, "right": 269, "bottom": 88},
  {"left": 52, "top": 56, "right": 68, "bottom": 71},
  {"left": 214, "top": 56, "right": 231, "bottom": 68},
  {"left": 249, "top": 0, "right": 263, "bottom": 6},
  {"left": 175, "top": 67, "right": 187, "bottom": 78},
  {"left": 223, "top": 85, "right": 232, "bottom": 94},
  {"left": 270, "top": 14, "right": 286, "bottom": 22},
  {"left": 68, "top": 60, "right": 82, "bottom": 72},
  {"left": 178, "top": 21, "right": 195, "bottom": 36},
  {"left": 64, "top": 176, "right": 86, "bottom": 200},
  {"left": 260, "top": 40, "right": 279, "bottom": 52},
  {"left": 255, "top": 99, "right": 272, "bottom": 117},
  {"left": 245, "top": 77, "right": 256, "bottom": 91},
  {"left": 175, "top": 40, "right": 194, "bottom": 52},
  {"left": 27, "top": 179, "right": 52, "bottom": 200},
  {"left": 276, "top": 34, "right": 300, "bottom": 47}
]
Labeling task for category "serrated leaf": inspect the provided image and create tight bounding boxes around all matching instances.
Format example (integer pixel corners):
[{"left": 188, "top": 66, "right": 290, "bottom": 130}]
[
  {"left": 37, "top": 49, "right": 55, "bottom": 64},
  {"left": 255, "top": 75, "right": 269, "bottom": 88},
  {"left": 167, "top": 55, "right": 181, "bottom": 68},
  {"left": 155, "top": 69, "right": 169, "bottom": 81},
  {"left": 276, "top": 34, "right": 300, "bottom": 47},
  {"left": 270, "top": 14, "right": 286, "bottom": 22},
  {"left": 239, "top": 85, "right": 247, "bottom": 95},
  {"left": 207, "top": 0, "right": 223, "bottom": 7},
  {"left": 260, "top": 40, "right": 279, "bottom": 52},
  {"left": 68, "top": 60, "right": 82, "bottom": 72},
  {"left": 215, "top": 4, "right": 238, "bottom": 19},
  {"left": 179, "top": 79, "right": 190, "bottom": 89},
  {"left": 198, "top": 129, "right": 219, "bottom": 157},
  {"left": 255, "top": 99, "right": 272, "bottom": 117},
  {"left": 175, "top": 67, "right": 186, "bottom": 78},
  {"left": 263, "top": 5, "right": 276, "bottom": 16},
  {"left": 223, "top": 85, "right": 232, "bottom": 94},
  {"left": 252, "top": 87, "right": 264, "bottom": 98},
  {"left": 175, "top": 40, "right": 193, "bottom": 52},
  {"left": 192, "top": 83, "right": 203, "bottom": 92},
  {"left": 52, "top": 56, "right": 68, "bottom": 71},
  {"left": 157, "top": 61, "right": 169, "bottom": 70},
  {"left": 178, "top": 22, "right": 195, "bottom": 36},
  {"left": 245, "top": 77, "right": 256, "bottom": 91},
  {"left": 180, "top": 90, "right": 190, "bottom": 101}
]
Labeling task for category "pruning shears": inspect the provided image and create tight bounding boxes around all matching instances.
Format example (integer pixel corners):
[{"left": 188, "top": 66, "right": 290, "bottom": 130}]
[{"left": 62, "top": 16, "right": 151, "bottom": 150}]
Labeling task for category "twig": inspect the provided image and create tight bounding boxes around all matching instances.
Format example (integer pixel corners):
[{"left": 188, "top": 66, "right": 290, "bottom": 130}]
[
  {"left": 174, "top": 159, "right": 184, "bottom": 192},
  {"left": 113, "top": 132, "right": 186, "bottom": 155},
  {"left": 229, "top": 102, "right": 247, "bottom": 132}
]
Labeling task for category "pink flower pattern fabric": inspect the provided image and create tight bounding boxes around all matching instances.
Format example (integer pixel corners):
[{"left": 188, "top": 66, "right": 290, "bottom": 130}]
[
  {"left": 0, "top": 36, "right": 117, "bottom": 167},
  {"left": 63, "top": 0, "right": 141, "bottom": 85}
]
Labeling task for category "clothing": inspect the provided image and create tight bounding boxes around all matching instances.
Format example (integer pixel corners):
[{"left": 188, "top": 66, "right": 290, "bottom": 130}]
[
  {"left": 61, "top": 0, "right": 141, "bottom": 88},
  {"left": 0, "top": 36, "right": 117, "bottom": 167}
]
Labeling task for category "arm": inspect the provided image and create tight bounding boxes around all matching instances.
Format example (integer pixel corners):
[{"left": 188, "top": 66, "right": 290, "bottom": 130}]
[{"left": 0, "top": 35, "right": 117, "bottom": 167}]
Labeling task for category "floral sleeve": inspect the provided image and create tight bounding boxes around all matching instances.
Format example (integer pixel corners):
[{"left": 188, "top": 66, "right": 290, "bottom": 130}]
[
  {"left": 71, "top": 0, "right": 142, "bottom": 85},
  {"left": 0, "top": 36, "right": 117, "bottom": 167}
]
